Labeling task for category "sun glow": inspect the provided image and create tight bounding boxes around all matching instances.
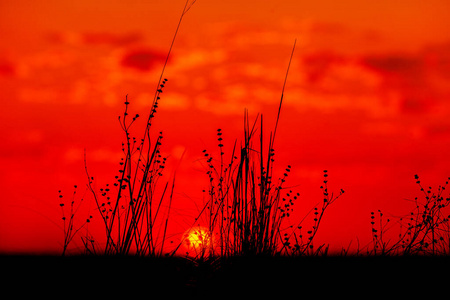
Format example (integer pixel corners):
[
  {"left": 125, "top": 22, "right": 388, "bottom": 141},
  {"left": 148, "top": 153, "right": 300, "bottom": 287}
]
[{"left": 182, "top": 226, "right": 212, "bottom": 256}]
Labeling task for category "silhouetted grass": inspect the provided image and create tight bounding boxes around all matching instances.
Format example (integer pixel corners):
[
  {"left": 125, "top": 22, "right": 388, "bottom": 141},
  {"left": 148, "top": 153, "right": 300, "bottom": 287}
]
[
  {"left": 58, "top": 3, "right": 346, "bottom": 257},
  {"left": 367, "top": 174, "right": 450, "bottom": 255},
  {"left": 59, "top": 0, "right": 195, "bottom": 256},
  {"left": 193, "top": 117, "right": 344, "bottom": 258},
  {"left": 56, "top": 0, "right": 450, "bottom": 262}
]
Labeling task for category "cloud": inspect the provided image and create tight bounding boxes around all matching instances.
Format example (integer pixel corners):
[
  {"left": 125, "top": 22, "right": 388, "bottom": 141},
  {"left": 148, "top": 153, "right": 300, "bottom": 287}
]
[
  {"left": 301, "top": 51, "right": 345, "bottom": 84},
  {"left": 282, "top": 88, "right": 400, "bottom": 117},
  {"left": 359, "top": 42, "right": 450, "bottom": 115},
  {"left": 120, "top": 48, "right": 166, "bottom": 72},
  {"left": 170, "top": 49, "right": 227, "bottom": 71},
  {"left": 10, "top": 23, "right": 450, "bottom": 124},
  {"left": 46, "top": 31, "right": 143, "bottom": 46},
  {"left": 13, "top": 33, "right": 167, "bottom": 106},
  {"left": 362, "top": 54, "right": 423, "bottom": 76},
  {"left": 156, "top": 21, "right": 414, "bottom": 118},
  {"left": 301, "top": 52, "right": 382, "bottom": 93}
]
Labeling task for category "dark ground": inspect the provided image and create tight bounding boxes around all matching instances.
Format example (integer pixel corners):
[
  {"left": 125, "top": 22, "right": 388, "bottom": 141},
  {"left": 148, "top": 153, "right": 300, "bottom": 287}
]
[{"left": 2, "top": 255, "right": 449, "bottom": 297}]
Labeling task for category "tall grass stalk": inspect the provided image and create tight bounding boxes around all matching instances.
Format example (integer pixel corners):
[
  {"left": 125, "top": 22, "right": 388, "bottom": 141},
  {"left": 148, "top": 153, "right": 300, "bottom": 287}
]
[
  {"left": 191, "top": 41, "right": 345, "bottom": 258},
  {"left": 60, "top": 0, "right": 196, "bottom": 256}
]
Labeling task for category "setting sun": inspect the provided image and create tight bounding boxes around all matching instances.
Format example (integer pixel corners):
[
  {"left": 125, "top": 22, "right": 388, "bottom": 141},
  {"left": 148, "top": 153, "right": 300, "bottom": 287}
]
[{"left": 183, "top": 226, "right": 212, "bottom": 256}]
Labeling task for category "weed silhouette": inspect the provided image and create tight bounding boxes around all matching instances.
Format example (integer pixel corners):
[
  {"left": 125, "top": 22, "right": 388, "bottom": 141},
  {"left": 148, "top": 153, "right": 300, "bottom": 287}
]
[
  {"left": 58, "top": 0, "right": 448, "bottom": 260},
  {"left": 368, "top": 174, "right": 450, "bottom": 255},
  {"left": 60, "top": 0, "right": 195, "bottom": 256}
]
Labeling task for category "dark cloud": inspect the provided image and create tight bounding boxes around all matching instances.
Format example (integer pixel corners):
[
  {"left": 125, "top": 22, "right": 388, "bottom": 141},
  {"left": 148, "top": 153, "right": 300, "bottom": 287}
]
[
  {"left": 400, "top": 94, "right": 434, "bottom": 114},
  {"left": 360, "top": 41, "right": 449, "bottom": 81},
  {"left": 360, "top": 43, "right": 450, "bottom": 115},
  {"left": 120, "top": 48, "right": 166, "bottom": 71},
  {"left": 362, "top": 54, "right": 423, "bottom": 75}
]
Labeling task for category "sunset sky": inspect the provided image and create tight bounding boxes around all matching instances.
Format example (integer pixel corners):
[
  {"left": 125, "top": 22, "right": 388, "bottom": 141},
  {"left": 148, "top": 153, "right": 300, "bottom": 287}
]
[{"left": 1, "top": 0, "right": 449, "bottom": 253}]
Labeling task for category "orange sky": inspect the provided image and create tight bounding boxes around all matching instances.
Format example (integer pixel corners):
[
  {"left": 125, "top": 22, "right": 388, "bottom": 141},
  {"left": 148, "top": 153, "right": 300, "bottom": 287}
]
[{"left": 1, "top": 0, "right": 450, "bottom": 253}]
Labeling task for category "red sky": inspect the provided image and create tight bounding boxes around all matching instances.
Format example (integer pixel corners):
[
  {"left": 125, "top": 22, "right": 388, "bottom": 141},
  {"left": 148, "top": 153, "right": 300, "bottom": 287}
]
[{"left": 1, "top": 0, "right": 450, "bottom": 254}]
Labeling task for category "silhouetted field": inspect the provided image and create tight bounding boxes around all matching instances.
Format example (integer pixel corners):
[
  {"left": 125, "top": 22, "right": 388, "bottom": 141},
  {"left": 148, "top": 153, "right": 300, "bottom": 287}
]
[{"left": 2, "top": 255, "right": 449, "bottom": 297}]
